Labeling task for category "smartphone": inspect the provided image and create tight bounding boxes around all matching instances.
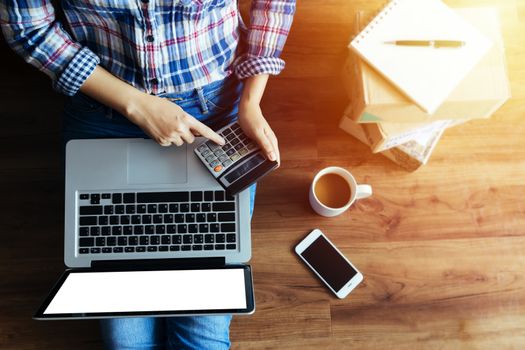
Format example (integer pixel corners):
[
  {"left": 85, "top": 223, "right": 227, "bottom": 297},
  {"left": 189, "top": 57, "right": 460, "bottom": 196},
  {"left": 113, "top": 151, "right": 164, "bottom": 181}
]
[{"left": 295, "top": 229, "right": 363, "bottom": 299}]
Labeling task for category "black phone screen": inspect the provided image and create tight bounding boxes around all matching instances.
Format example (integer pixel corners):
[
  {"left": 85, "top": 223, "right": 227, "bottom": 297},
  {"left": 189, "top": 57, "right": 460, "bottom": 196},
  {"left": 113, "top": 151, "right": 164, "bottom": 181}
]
[{"left": 300, "top": 235, "right": 357, "bottom": 292}]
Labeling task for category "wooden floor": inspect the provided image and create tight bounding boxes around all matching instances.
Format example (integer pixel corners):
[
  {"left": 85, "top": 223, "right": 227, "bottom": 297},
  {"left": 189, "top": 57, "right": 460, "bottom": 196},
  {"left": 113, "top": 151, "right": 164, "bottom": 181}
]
[{"left": 1, "top": 0, "right": 524, "bottom": 349}]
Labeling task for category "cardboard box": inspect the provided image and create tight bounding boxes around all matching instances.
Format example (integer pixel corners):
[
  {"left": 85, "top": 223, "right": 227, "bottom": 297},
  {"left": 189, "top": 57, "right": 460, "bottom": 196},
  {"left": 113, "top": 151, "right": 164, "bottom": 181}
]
[
  {"left": 339, "top": 116, "right": 444, "bottom": 171},
  {"left": 342, "top": 8, "right": 511, "bottom": 123}
]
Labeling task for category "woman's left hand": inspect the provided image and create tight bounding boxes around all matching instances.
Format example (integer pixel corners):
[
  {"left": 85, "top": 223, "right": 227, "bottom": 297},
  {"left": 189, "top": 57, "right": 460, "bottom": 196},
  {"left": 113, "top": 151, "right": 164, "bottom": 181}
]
[{"left": 238, "top": 100, "right": 280, "bottom": 164}]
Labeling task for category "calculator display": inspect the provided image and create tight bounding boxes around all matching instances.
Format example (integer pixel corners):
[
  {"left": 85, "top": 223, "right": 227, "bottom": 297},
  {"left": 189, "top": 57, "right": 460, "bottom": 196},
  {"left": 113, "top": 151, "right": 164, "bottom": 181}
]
[{"left": 224, "top": 154, "right": 265, "bottom": 183}]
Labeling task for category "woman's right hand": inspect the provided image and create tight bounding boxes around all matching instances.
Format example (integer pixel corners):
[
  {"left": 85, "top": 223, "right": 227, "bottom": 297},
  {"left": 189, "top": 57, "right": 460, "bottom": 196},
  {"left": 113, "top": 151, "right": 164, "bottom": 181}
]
[{"left": 125, "top": 93, "right": 225, "bottom": 147}]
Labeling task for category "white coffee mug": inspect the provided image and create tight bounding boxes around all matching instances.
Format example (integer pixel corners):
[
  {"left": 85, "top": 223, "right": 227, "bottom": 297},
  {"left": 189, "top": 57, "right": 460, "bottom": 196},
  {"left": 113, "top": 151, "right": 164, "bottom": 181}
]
[{"left": 309, "top": 167, "right": 372, "bottom": 217}]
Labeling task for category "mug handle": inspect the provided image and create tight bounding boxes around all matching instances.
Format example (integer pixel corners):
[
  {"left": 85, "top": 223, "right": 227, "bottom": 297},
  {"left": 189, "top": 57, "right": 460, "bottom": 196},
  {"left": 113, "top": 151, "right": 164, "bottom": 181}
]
[{"left": 355, "top": 184, "right": 372, "bottom": 199}]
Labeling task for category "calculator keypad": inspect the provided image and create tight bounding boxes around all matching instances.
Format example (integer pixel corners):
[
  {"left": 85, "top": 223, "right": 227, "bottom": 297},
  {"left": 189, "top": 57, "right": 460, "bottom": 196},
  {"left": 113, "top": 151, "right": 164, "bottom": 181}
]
[{"left": 196, "top": 123, "right": 258, "bottom": 178}]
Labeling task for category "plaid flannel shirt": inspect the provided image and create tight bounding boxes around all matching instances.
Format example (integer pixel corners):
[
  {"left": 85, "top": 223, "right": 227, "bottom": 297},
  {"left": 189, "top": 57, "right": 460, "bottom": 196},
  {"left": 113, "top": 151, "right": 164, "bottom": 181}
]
[{"left": 0, "top": 0, "right": 296, "bottom": 96}]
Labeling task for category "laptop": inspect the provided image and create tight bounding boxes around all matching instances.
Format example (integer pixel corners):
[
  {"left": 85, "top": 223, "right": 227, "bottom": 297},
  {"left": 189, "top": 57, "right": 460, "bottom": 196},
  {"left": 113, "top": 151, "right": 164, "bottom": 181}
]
[{"left": 34, "top": 138, "right": 255, "bottom": 320}]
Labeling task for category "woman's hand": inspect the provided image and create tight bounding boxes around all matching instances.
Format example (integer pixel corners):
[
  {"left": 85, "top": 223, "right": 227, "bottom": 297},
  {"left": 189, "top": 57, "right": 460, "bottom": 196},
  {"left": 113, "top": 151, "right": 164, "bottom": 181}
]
[
  {"left": 238, "top": 74, "right": 280, "bottom": 164},
  {"left": 238, "top": 100, "right": 280, "bottom": 163},
  {"left": 126, "top": 94, "right": 225, "bottom": 147}
]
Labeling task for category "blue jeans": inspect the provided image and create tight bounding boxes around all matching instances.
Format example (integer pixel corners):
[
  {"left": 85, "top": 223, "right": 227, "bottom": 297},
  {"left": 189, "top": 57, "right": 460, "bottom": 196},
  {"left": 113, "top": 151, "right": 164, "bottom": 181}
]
[{"left": 63, "top": 76, "right": 254, "bottom": 350}]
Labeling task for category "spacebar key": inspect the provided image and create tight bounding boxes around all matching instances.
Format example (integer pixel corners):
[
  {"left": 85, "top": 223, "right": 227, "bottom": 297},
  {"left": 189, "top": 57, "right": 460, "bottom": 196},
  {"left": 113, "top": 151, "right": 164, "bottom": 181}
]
[{"left": 137, "top": 192, "right": 189, "bottom": 203}]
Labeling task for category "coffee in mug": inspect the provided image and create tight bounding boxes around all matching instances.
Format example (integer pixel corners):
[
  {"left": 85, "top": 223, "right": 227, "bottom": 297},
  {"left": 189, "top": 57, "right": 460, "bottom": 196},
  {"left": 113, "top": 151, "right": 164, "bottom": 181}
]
[{"left": 309, "top": 167, "right": 372, "bottom": 217}]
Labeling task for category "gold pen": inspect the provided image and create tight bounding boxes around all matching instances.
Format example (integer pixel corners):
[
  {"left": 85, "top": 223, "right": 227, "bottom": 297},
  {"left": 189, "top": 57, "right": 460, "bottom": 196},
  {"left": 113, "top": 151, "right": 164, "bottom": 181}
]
[{"left": 384, "top": 40, "right": 465, "bottom": 48}]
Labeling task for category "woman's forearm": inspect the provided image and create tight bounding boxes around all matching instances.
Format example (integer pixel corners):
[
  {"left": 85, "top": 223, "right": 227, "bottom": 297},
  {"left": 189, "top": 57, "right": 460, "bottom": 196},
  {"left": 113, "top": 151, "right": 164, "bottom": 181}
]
[
  {"left": 79, "top": 65, "right": 146, "bottom": 118},
  {"left": 240, "top": 74, "right": 269, "bottom": 106}
]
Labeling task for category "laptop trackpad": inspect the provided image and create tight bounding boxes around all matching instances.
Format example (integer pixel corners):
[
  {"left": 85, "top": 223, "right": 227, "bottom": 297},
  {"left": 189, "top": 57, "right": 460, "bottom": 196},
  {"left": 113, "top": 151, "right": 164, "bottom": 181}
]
[{"left": 127, "top": 141, "right": 187, "bottom": 185}]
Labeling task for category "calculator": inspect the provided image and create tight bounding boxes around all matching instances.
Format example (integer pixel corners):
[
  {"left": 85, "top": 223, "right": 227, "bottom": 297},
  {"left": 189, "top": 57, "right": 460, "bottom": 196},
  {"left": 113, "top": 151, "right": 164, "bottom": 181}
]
[{"left": 194, "top": 122, "right": 278, "bottom": 196}]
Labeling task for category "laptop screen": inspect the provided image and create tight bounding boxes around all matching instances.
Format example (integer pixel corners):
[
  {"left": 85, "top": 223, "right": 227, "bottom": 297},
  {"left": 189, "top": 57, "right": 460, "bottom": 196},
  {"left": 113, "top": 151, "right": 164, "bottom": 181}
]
[{"left": 35, "top": 266, "right": 254, "bottom": 319}]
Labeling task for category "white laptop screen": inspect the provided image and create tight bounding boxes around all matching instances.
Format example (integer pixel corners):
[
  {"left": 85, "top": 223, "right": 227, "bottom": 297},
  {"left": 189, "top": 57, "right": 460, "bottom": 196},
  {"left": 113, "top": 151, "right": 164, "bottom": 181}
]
[{"left": 43, "top": 268, "right": 247, "bottom": 315}]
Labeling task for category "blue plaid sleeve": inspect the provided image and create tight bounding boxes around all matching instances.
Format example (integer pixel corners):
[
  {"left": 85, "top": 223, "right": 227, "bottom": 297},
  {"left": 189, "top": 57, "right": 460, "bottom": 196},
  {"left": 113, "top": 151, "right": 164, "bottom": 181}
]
[
  {"left": 235, "top": 0, "right": 296, "bottom": 79},
  {"left": 0, "top": 1, "right": 100, "bottom": 96}
]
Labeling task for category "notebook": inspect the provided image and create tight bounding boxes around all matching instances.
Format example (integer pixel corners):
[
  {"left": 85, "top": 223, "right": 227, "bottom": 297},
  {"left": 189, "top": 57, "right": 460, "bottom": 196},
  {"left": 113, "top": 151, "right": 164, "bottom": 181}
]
[{"left": 350, "top": 0, "right": 492, "bottom": 114}]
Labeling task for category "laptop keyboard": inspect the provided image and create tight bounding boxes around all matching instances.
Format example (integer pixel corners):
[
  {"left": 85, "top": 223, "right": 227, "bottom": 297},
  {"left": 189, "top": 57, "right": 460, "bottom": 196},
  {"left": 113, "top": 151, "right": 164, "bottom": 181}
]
[{"left": 77, "top": 190, "right": 237, "bottom": 255}]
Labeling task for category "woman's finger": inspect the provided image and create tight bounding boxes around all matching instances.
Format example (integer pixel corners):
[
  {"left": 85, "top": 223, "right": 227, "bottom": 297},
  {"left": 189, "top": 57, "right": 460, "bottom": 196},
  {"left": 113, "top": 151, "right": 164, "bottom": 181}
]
[{"left": 257, "top": 131, "right": 276, "bottom": 161}]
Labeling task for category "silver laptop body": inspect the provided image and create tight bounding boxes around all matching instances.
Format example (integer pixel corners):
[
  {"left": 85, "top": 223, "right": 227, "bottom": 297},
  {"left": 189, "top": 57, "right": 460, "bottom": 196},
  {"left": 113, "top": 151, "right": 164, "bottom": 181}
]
[{"left": 64, "top": 138, "right": 251, "bottom": 268}]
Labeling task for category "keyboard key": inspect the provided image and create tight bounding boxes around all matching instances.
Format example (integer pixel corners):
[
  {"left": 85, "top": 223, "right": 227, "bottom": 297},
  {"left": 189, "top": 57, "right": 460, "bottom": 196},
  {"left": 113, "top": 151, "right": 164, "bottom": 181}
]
[
  {"left": 205, "top": 234, "right": 215, "bottom": 243},
  {"left": 226, "top": 193, "right": 235, "bottom": 201},
  {"left": 123, "top": 226, "right": 133, "bottom": 235},
  {"left": 207, "top": 213, "right": 217, "bottom": 222},
  {"left": 137, "top": 204, "right": 147, "bottom": 213},
  {"left": 118, "top": 237, "right": 127, "bottom": 246},
  {"left": 175, "top": 214, "right": 184, "bottom": 223},
  {"left": 170, "top": 245, "right": 180, "bottom": 251},
  {"left": 234, "top": 142, "right": 243, "bottom": 151},
  {"left": 120, "top": 215, "right": 130, "bottom": 225},
  {"left": 226, "top": 244, "right": 236, "bottom": 250},
  {"left": 126, "top": 205, "right": 136, "bottom": 214},
  {"left": 110, "top": 216, "right": 119, "bottom": 225},
  {"left": 113, "top": 247, "right": 123, "bottom": 253},
  {"left": 90, "top": 194, "right": 100, "bottom": 205},
  {"left": 125, "top": 247, "right": 135, "bottom": 253},
  {"left": 185, "top": 214, "right": 195, "bottom": 223},
  {"left": 128, "top": 236, "right": 138, "bottom": 245},
  {"left": 201, "top": 203, "right": 211, "bottom": 212},
  {"left": 96, "top": 237, "right": 105, "bottom": 246},
  {"left": 102, "top": 247, "right": 112, "bottom": 253},
  {"left": 80, "top": 206, "right": 102, "bottom": 215},
  {"left": 134, "top": 226, "right": 144, "bottom": 235},
  {"left": 147, "top": 246, "right": 158, "bottom": 252},
  {"left": 177, "top": 224, "right": 187, "bottom": 234},
  {"left": 102, "top": 193, "right": 111, "bottom": 199},
  {"left": 191, "top": 191, "right": 203, "bottom": 202},
  {"left": 223, "top": 159, "right": 233, "bottom": 167},
  {"left": 161, "top": 236, "right": 170, "bottom": 245},
  {"left": 131, "top": 215, "right": 141, "bottom": 225},
  {"left": 183, "top": 235, "right": 193, "bottom": 244},
  {"left": 115, "top": 205, "right": 125, "bottom": 214},
  {"left": 204, "top": 244, "right": 214, "bottom": 250},
  {"left": 159, "top": 246, "right": 168, "bottom": 252},
  {"left": 79, "top": 237, "right": 94, "bottom": 247},
  {"left": 112, "top": 226, "right": 122, "bottom": 235},
  {"left": 153, "top": 214, "right": 163, "bottom": 224},
  {"left": 140, "top": 236, "right": 149, "bottom": 245},
  {"left": 192, "top": 245, "right": 203, "bottom": 251},
  {"left": 215, "top": 244, "right": 225, "bottom": 250},
  {"left": 79, "top": 227, "right": 89, "bottom": 236},
  {"left": 137, "top": 192, "right": 189, "bottom": 203},
  {"left": 216, "top": 234, "right": 225, "bottom": 243},
  {"left": 123, "top": 193, "right": 135, "bottom": 203},
  {"left": 213, "top": 202, "right": 235, "bottom": 212},
  {"left": 101, "top": 226, "right": 111, "bottom": 236},
  {"left": 169, "top": 204, "right": 179, "bottom": 213},
  {"left": 196, "top": 214, "right": 206, "bottom": 222},
  {"left": 159, "top": 204, "right": 168, "bottom": 213},
  {"left": 107, "top": 237, "right": 116, "bottom": 246},
  {"left": 112, "top": 193, "right": 122, "bottom": 204},
  {"left": 210, "top": 223, "right": 220, "bottom": 232},
  {"left": 221, "top": 223, "right": 235, "bottom": 232},
  {"left": 136, "top": 246, "right": 146, "bottom": 252},
  {"left": 226, "top": 148, "right": 236, "bottom": 156},
  {"left": 191, "top": 203, "right": 200, "bottom": 212},
  {"left": 204, "top": 191, "right": 214, "bottom": 201},
  {"left": 214, "top": 191, "right": 224, "bottom": 201},
  {"left": 218, "top": 213, "right": 235, "bottom": 222},
  {"left": 231, "top": 154, "right": 241, "bottom": 162},
  {"left": 199, "top": 224, "right": 209, "bottom": 233},
  {"left": 80, "top": 194, "right": 89, "bottom": 200},
  {"left": 90, "top": 226, "right": 100, "bottom": 236},
  {"left": 151, "top": 236, "right": 160, "bottom": 245},
  {"left": 194, "top": 234, "right": 204, "bottom": 244},
  {"left": 142, "top": 215, "right": 152, "bottom": 224},
  {"left": 104, "top": 205, "right": 114, "bottom": 215},
  {"left": 148, "top": 204, "right": 158, "bottom": 213},
  {"left": 164, "top": 214, "right": 174, "bottom": 223},
  {"left": 181, "top": 245, "right": 191, "bottom": 251},
  {"left": 167, "top": 225, "right": 176, "bottom": 234},
  {"left": 99, "top": 216, "right": 108, "bottom": 225},
  {"left": 180, "top": 204, "right": 190, "bottom": 212},
  {"left": 79, "top": 216, "right": 97, "bottom": 226},
  {"left": 145, "top": 225, "right": 154, "bottom": 234},
  {"left": 90, "top": 248, "right": 101, "bottom": 254},
  {"left": 155, "top": 225, "right": 165, "bottom": 234},
  {"left": 188, "top": 224, "right": 198, "bottom": 233},
  {"left": 226, "top": 234, "right": 236, "bottom": 243},
  {"left": 171, "top": 235, "right": 182, "bottom": 244}
]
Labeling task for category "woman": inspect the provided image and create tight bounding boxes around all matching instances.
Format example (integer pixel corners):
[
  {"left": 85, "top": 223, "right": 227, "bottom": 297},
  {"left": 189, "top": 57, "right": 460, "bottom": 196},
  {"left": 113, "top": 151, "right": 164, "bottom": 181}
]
[{"left": 1, "top": 0, "right": 295, "bottom": 349}]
